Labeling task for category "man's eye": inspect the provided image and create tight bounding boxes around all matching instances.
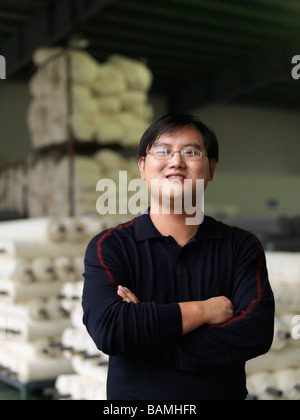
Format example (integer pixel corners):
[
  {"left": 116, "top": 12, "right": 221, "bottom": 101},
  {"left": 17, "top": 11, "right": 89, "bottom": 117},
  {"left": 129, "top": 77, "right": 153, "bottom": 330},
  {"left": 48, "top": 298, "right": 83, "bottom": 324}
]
[
  {"left": 183, "top": 149, "right": 196, "bottom": 156},
  {"left": 155, "top": 149, "right": 169, "bottom": 155}
]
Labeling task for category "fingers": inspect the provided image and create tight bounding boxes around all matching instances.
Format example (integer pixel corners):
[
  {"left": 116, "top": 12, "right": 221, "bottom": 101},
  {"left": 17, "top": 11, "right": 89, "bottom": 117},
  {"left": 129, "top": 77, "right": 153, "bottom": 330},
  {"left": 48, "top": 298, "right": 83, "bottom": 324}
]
[{"left": 117, "top": 285, "right": 140, "bottom": 303}]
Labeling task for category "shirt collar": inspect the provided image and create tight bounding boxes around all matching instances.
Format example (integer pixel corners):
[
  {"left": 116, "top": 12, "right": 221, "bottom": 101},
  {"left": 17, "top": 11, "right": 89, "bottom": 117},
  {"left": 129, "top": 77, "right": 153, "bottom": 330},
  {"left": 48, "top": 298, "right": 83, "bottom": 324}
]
[{"left": 135, "top": 212, "right": 223, "bottom": 242}]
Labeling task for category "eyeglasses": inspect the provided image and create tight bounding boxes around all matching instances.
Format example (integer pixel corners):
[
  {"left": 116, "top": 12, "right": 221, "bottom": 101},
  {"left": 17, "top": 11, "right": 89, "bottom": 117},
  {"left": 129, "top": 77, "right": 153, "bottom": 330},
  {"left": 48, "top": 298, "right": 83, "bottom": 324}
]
[{"left": 147, "top": 147, "right": 207, "bottom": 160}]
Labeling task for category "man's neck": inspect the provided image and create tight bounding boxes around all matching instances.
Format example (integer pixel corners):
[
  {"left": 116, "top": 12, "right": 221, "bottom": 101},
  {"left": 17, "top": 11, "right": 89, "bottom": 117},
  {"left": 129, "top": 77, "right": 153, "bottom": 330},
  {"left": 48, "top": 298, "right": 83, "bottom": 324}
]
[{"left": 149, "top": 210, "right": 199, "bottom": 247}]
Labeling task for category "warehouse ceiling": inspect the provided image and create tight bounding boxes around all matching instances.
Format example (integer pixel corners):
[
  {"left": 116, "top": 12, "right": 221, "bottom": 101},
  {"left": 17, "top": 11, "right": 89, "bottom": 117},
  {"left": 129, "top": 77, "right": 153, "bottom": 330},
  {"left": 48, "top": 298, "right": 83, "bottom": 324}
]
[{"left": 1, "top": 0, "right": 300, "bottom": 111}]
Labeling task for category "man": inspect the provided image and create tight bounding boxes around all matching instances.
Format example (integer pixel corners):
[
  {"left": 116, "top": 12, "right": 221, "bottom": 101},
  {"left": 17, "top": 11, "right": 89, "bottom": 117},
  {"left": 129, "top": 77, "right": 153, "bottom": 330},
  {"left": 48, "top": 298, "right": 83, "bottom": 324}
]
[{"left": 82, "top": 112, "right": 274, "bottom": 400}]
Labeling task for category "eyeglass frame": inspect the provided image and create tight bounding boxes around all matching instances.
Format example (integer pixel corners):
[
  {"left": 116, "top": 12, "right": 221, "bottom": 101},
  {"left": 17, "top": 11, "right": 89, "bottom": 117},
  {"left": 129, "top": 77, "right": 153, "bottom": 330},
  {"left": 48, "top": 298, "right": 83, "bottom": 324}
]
[{"left": 146, "top": 147, "right": 208, "bottom": 160}]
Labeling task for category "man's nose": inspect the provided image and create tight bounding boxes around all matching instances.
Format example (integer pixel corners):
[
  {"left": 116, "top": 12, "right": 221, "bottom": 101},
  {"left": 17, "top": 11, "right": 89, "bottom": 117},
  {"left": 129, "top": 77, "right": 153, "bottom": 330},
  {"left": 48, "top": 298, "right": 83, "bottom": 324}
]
[{"left": 169, "top": 151, "right": 185, "bottom": 167}]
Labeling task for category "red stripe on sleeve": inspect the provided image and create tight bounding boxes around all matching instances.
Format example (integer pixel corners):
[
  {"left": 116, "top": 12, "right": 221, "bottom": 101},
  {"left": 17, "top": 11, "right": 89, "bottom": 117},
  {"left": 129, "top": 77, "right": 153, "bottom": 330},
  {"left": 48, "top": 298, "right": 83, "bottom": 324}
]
[
  {"left": 96, "top": 219, "right": 136, "bottom": 283},
  {"left": 207, "top": 230, "right": 264, "bottom": 330}
]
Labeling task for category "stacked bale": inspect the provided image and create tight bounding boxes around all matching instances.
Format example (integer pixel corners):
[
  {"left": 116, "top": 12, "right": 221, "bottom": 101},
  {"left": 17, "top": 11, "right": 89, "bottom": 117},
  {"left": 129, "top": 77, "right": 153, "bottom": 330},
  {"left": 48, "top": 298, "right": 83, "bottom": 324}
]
[
  {"left": 0, "top": 216, "right": 103, "bottom": 389},
  {"left": 25, "top": 150, "right": 141, "bottom": 217},
  {"left": 27, "top": 48, "right": 153, "bottom": 148},
  {"left": 55, "top": 281, "right": 108, "bottom": 400},
  {"left": 246, "top": 252, "right": 300, "bottom": 400}
]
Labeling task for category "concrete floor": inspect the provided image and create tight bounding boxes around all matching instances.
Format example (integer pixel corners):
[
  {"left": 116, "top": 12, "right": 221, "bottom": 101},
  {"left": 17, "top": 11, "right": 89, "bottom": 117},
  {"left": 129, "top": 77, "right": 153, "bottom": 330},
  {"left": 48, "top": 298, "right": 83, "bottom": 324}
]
[{"left": 0, "top": 381, "right": 50, "bottom": 400}]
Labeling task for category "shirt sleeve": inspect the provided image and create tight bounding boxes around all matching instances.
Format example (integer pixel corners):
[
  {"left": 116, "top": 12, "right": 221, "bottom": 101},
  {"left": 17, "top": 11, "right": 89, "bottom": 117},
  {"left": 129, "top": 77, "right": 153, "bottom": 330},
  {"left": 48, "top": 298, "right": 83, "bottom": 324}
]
[
  {"left": 164, "top": 231, "right": 275, "bottom": 372},
  {"left": 82, "top": 230, "right": 182, "bottom": 356}
]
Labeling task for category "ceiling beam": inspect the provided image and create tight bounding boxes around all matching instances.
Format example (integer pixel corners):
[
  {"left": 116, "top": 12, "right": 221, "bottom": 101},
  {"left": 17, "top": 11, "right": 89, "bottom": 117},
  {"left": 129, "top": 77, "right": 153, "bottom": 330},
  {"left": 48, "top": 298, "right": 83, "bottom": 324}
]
[
  {"left": 169, "top": 0, "right": 300, "bottom": 28},
  {"left": 96, "top": 10, "right": 281, "bottom": 50},
  {"left": 2, "top": 0, "right": 116, "bottom": 78},
  {"left": 84, "top": 23, "right": 259, "bottom": 60},
  {"left": 110, "top": 1, "right": 300, "bottom": 43},
  {"left": 178, "top": 46, "right": 296, "bottom": 111}
]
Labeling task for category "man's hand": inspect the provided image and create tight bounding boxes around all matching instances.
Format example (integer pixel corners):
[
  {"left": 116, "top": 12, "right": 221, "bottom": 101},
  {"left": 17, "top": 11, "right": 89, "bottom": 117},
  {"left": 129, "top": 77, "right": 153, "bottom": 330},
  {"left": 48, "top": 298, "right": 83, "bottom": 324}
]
[
  {"left": 202, "top": 296, "right": 234, "bottom": 325},
  {"left": 117, "top": 285, "right": 140, "bottom": 303},
  {"left": 179, "top": 296, "right": 234, "bottom": 335},
  {"left": 117, "top": 285, "right": 234, "bottom": 335}
]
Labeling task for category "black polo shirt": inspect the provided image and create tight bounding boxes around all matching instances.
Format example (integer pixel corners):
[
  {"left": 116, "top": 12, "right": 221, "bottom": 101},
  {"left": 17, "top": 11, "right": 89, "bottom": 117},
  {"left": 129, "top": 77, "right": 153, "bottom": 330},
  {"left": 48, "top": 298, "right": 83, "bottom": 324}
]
[{"left": 82, "top": 213, "right": 274, "bottom": 400}]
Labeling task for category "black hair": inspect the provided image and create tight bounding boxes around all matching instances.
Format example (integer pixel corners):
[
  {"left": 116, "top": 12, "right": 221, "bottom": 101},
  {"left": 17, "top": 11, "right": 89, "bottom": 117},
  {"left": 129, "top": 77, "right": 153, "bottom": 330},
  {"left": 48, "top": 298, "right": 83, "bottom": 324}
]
[{"left": 137, "top": 112, "right": 219, "bottom": 162}]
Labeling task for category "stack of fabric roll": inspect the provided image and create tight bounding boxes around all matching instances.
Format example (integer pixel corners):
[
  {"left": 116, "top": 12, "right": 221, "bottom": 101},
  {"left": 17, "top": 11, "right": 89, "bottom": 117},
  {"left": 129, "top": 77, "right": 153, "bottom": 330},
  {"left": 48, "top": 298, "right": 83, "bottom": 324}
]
[
  {"left": 2, "top": 48, "right": 149, "bottom": 219},
  {"left": 55, "top": 281, "right": 108, "bottom": 400},
  {"left": 246, "top": 251, "right": 300, "bottom": 400},
  {"left": 0, "top": 163, "right": 27, "bottom": 217},
  {"left": 27, "top": 48, "right": 153, "bottom": 148},
  {"left": 0, "top": 216, "right": 105, "bottom": 387},
  {"left": 27, "top": 154, "right": 102, "bottom": 217},
  {"left": 26, "top": 150, "right": 141, "bottom": 217}
]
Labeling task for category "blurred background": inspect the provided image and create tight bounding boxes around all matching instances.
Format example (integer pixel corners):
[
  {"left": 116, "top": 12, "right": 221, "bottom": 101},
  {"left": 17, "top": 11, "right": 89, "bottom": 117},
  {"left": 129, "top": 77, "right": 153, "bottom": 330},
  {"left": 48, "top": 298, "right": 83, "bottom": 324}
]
[{"left": 0, "top": 0, "right": 299, "bottom": 400}]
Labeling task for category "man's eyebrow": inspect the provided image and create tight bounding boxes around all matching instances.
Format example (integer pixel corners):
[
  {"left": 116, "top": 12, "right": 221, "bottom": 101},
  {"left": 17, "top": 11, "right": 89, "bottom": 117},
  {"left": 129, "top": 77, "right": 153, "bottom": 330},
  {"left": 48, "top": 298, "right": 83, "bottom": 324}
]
[
  {"left": 152, "top": 141, "right": 202, "bottom": 149},
  {"left": 183, "top": 143, "right": 202, "bottom": 149}
]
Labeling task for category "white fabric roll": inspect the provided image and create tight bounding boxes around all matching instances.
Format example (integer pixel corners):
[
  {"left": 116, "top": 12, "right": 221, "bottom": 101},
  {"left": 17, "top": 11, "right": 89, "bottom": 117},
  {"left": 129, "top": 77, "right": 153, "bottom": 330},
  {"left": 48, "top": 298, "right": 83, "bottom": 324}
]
[
  {"left": 0, "top": 299, "right": 47, "bottom": 321},
  {"left": 71, "top": 355, "right": 108, "bottom": 383},
  {"left": 0, "top": 258, "right": 34, "bottom": 284},
  {"left": 266, "top": 252, "right": 300, "bottom": 285},
  {"left": 6, "top": 317, "right": 71, "bottom": 341},
  {"left": 60, "top": 281, "right": 83, "bottom": 313},
  {"left": 61, "top": 327, "right": 99, "bottom": 357},
  {"left": 56, "top": 373, "right": 106, "bottom": 400},
  {"left": 70, "top": 304, "right": 85, "bottom": 330},
  {"left": 59, "top": 282, "right": 76, "bottom": 312},
  {"left": 80, "top": 214, "right": 113, "bottom": 236},
  {"left": 73, "top": 256, "right": 84, "bottom": 280},
  {"left": 55, "top": 374, "right": 73, "bottom": 398},
  {"left": 0, "top": 217, "right": 67, "bottom": 243},
  {"left": 18, "top": 357, "right": 73, "bottom": 383},
  {"left": 61, "top": 327, "right": 78, "bottom": 357},
  {"left": 76, "top": 329, "right": 101, "bottom": 357},
  {"left": 246, "top": 371, "right": 283, "bottom": 400},
  {"left": 0, "top": 342, "right": 18, "bottom": 374},
  {"left": 0, "top": 279, "right": 64, "bottom": 303},
  {"left": 4, "top": 338, "right": 55, "bottom": 359},
  {"left": 63, "top": 218, "right": 87, "bottom": 243},
  {"left": 54, "top": 257, "right": 76, "bottom": 283},
  {"left": 0, "top": 239, "right": 86, "bottom": 258},
  {"left": 77, "top": 375, "right": 107, "bottom": 400},
  {"left": 246, "top": 347, "right": 300, "bottom": 374},
  {"left": 274, "top": 368, "right": 300, "bottom": 400},
  {"left": 273, "top": 285, "right": 300, "bottom": 315},
  {"left": 45, "top": 296, "right": 68, "bottom": 320},
  {"left": 31, "top": 256, "right": 56, "bottom": 283}
]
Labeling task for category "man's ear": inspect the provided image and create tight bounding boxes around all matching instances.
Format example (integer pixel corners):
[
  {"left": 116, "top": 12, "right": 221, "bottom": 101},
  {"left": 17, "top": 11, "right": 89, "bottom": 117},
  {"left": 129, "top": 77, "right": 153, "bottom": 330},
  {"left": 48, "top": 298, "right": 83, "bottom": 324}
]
[
  {"left": 209, "top": 158, "right": 217, "bottom": 181},
  {"left": 138, "top": 156, "right": 146, "bottom": 180}
]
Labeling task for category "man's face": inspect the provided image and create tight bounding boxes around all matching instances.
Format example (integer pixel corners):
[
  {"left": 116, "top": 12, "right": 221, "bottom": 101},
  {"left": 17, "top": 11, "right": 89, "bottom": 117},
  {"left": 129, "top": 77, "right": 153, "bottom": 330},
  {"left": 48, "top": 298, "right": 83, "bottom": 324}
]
[{"left": 138, "top": 124, "right": 216, "bottom": 210}]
